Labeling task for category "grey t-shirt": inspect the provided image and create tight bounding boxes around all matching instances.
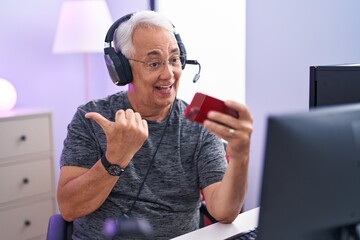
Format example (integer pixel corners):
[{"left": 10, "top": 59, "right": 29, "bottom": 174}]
[{"left": 60, "top": 92, "right": 227, "bottom": 239}]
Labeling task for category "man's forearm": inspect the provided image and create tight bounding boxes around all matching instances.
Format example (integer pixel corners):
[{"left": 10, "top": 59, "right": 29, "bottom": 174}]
[
  {"left": 205, "top": 159, "right": 249, "bottom": 223},
  {"left": 57, "top": 161, "right": 119, "bottom": 221}
]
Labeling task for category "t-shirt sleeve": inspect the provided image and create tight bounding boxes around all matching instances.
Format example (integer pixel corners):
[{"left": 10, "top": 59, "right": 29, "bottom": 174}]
[{"left": 197, "top": 130, "right": 228, "bottom": 189}]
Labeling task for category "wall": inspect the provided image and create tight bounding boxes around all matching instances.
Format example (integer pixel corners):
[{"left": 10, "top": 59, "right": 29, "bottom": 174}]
[
  {"left": 245, "top": 0, "right": 360, "bottom": 210},
  {"left": 155, "top": 0, "right": 246, "bottom": 104},
  {"left": 0, "top": 0, "right": 150, "bottom": 205}
]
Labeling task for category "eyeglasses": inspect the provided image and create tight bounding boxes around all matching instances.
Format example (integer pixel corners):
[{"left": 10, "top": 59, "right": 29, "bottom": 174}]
[{"left": 128, "top": 55, "right": 186, "bottom": 72}]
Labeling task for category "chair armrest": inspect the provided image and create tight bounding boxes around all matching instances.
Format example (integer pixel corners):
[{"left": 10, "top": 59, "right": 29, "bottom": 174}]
[
  {"left": 46, "top": 214, "right": 73, "bottom": 240},
  {"left": 200, "top": 201, "right": 218, "bottom": 224}
]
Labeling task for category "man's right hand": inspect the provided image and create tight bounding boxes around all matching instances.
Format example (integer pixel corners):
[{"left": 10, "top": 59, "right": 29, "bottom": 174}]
[{"left": 85, "top": 109, "right": 149, "bottom": 168}]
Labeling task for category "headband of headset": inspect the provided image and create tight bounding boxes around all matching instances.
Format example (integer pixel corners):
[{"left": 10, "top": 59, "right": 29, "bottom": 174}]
[{"left": 103, "top": 12, "right": 187, "bottom": 86}]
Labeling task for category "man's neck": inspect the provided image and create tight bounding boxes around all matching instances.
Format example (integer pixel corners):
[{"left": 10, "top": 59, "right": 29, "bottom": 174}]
[{"left": 127, "top": 93, "right": 172, "bottom": 121}]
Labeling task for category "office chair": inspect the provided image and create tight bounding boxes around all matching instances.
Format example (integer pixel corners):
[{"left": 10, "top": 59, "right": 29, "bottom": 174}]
[
  {"left": 46, "top": 203, "right": 217, "bottom": 240},
  {"left": 46, "top": 207, "right": 216, "bottom": 239},
  {"left": 199, "top": 201, "right": 218, "bottom": 227},
  {"left": 46, "top": 214, "right": 73, "bottom": 240},
  {"left": 199, "top": 197, "right": 245, "bottom": 227}
]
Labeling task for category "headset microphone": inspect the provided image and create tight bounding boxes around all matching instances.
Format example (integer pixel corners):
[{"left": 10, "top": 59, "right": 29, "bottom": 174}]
[
  {"left": 103, "top": 217, "right": 153, "bottom": 239},
  {"left": 186, "top": 60, "right": 201, "bottom": 83}
]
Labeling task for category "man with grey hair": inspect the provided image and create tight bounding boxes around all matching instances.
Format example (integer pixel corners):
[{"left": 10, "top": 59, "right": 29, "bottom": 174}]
[{"left": 58, "top": 10, "right": 253, "bottom": 239}]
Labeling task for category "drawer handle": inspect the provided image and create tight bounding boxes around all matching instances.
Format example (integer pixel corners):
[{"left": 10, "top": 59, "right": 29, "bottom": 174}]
[
  {"left": 20, "top": 135, "right": 27, "bottom": 141},
  {"left": 22, "top": 178, "right": 29, "bottom": 184},
  {"left": 24, "top": 220, "right": 31, "bottom": 227}
]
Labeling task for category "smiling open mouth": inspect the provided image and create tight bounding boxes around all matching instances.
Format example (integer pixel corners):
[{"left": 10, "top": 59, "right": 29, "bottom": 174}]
[{"left": 155, "top": 85, "right": 173, "bottom": 91}]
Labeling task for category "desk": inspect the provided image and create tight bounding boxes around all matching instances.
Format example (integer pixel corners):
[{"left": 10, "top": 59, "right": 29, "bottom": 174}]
[{"left": 172, "top": 207, "right": 259, "bottom": 240}]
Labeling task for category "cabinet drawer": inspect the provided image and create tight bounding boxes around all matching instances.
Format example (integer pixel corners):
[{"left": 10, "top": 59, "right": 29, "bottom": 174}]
[
  {"left": 0, "top": 116, "right": 51, "bottom": 159},
  {"left": 0, "top": 199, "right": 54, "bottom": 240},
  {"left": 0, "top": 159, "right": 53, "bottom": 204}
]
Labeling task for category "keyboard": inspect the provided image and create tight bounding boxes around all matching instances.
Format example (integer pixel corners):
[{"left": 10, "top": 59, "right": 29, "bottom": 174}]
[{"left": 224, "top": 227, "right": 258, "bottom": 240}]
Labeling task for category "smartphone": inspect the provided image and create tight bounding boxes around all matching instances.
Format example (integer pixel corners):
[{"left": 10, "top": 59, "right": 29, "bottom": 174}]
[{"left": 184, "top": 92, "right": 239, "bottom": 124}]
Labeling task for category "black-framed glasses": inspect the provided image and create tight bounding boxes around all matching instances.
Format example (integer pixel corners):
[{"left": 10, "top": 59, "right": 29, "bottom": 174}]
[{"left": 128, "top": 55, "right": 186, "bottom": 72}]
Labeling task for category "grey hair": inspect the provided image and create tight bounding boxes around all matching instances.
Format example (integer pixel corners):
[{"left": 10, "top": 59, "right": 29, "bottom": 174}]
[{"left": 113, "top": 10, "right": 175, "bottom": 59}]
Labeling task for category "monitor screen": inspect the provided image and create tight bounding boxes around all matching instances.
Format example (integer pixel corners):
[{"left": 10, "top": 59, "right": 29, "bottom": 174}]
[
  {"left": 257, "top": 104, "right": 360, "bottom": 240},
  {"left": 309, "top": 64, "right": 360, "bottom": 108}
]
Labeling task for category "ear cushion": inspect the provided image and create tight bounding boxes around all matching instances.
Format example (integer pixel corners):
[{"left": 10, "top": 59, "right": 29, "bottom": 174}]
[
  {"left": 174, "top": 32, "right": 187, "bottom": 70},
  {"left": 104, "top": 46, "right": 132, "bottom": 86}
]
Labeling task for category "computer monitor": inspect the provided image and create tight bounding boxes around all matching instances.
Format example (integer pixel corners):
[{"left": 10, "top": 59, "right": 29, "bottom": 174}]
[
  {"left": 257, "top": 103, "right": 360, "bottom": 240},
  {"left": 309, "top": 64, "right": 360, "bottom": 108}
]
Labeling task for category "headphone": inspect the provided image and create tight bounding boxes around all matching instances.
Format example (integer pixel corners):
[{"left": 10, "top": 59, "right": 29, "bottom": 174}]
[{"left": 104, "top": 13, "right": 188, "bottom": 86}]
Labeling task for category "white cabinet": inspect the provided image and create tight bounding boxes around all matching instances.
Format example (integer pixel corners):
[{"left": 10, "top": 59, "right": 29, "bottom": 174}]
[{"left": 0, "top": 109, "right": 56, "bottom": 240}]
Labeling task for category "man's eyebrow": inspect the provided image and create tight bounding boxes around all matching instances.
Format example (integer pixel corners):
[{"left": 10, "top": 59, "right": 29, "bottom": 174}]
[
  {"left": 146, "top": 48, "right": 180, "bottom": 57},
  {"left": 170, "top": 48, "right": 180, "bottom": 54},
  {"left": 147, "top": 50, "right": 161, "bottom": 57}
]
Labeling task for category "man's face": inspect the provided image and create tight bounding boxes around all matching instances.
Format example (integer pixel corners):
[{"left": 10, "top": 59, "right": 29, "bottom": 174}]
[{"left": 127, "top": 26, "right": 182, "bottom": 114}]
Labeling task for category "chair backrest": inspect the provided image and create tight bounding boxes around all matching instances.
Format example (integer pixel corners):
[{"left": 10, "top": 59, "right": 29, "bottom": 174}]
[{"left": 46, "top": 214, "right": 73, "bottom": 240}]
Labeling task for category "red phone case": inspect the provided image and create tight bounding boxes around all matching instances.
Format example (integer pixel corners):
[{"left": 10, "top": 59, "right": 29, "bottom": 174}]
[{"left": 184, "top": 92, "right": 239, "bottom": 124}]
